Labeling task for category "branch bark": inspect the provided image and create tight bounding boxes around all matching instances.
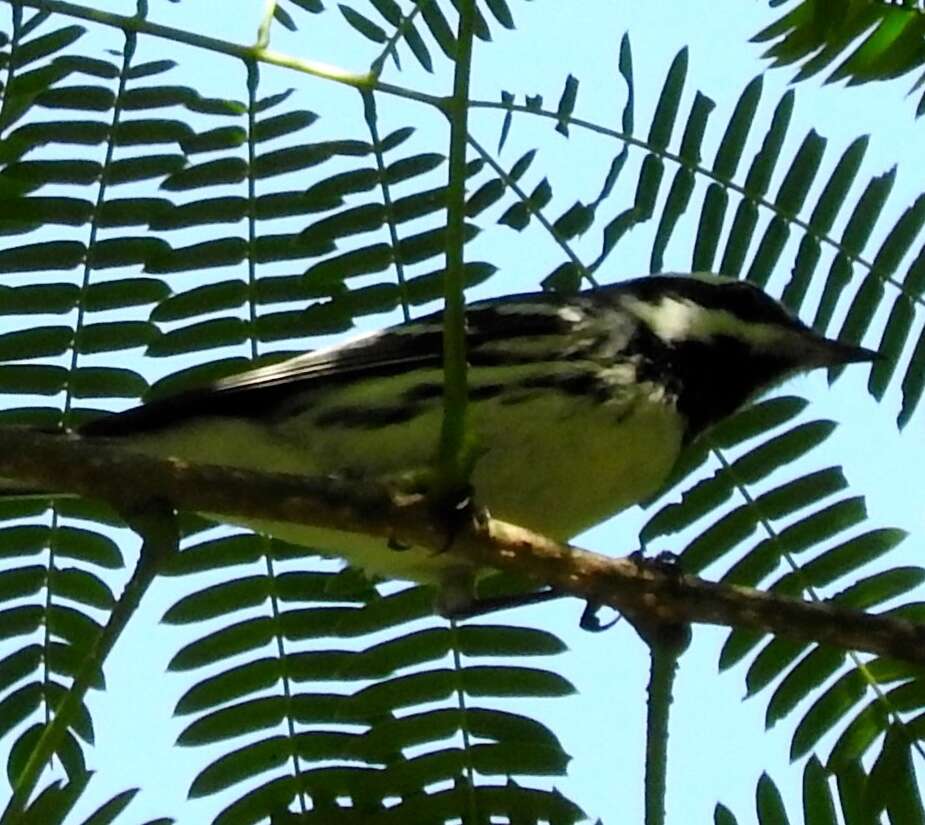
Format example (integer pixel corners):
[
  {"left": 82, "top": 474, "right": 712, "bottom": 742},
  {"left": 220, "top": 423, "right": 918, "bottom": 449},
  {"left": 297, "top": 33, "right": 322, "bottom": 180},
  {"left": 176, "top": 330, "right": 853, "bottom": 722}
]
[{"left": 1, "top": 426, "right": 923, "bottom": 665}]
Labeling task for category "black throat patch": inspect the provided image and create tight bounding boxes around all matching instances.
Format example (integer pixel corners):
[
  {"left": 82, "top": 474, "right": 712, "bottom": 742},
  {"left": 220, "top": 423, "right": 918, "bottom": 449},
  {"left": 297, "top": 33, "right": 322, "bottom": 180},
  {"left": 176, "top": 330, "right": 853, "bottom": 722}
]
[{"left": 631, "top": 326, "right": 793, "bottom": 442}]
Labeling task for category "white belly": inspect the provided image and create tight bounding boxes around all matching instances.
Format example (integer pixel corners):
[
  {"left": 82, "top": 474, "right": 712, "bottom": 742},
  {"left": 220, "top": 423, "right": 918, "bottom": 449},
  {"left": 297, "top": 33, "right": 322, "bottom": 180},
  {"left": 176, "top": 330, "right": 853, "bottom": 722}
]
[{"left": 126, "top": 376, "right": 684, "bottom": 586}]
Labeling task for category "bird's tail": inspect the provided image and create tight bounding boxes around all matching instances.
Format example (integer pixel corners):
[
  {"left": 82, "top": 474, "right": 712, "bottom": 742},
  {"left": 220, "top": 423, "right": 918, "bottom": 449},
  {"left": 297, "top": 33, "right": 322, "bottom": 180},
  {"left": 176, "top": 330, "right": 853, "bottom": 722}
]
[{"left": 0, "top": 482, "right": 70, "bottom": 500}]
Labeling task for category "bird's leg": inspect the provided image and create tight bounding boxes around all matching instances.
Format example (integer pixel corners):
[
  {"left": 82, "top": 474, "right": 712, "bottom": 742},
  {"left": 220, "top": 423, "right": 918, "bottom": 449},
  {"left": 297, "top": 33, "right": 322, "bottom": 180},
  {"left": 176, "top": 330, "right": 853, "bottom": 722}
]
[
  {"left": 436, "top": 579, "right": 567, "bottom": 620},
  {"left": 579, "top": 601, "right": 622, "bottom": 632}
]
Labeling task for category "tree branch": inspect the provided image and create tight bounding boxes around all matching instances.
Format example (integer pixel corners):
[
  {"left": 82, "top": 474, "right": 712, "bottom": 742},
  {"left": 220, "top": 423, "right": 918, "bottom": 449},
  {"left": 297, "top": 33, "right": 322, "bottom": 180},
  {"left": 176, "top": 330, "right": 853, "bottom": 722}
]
[{"left": 1, "top": 426, "right": 924, "bottom": 665}]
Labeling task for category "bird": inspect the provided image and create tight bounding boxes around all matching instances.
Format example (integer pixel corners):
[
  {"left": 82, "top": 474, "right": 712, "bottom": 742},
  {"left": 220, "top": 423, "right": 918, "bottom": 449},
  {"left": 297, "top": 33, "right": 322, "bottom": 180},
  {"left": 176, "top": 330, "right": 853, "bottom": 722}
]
[{"left": 4, "top": 273, "right": 879, "bottom": 615}]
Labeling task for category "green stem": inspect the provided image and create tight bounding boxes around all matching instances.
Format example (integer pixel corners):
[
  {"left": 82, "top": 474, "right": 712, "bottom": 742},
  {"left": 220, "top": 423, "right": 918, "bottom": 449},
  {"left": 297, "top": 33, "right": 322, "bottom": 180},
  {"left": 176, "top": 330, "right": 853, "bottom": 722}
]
[
  {"left": 11, "top": 0, "right": 448, "bottom": 107},
  {"left": 450, "top": 622, "right": 479, "bottom": 823},
  {"left": 0, "top": 507, "right": 177, "bottom": 824},
  {"left": 362, "top": 90, "right": 411, "bottom": 322},
  {"left": 14, "top": 0, "right": 367, "bottom": 88},
  {"left": 644, "top": 646, "right": 678, "bottom": 825},
  {"left": 255, "top": 0, "right": 276, "bottom": 49},
  {"left": 438, "top": 0, "right": 476, "bottom": 488}
]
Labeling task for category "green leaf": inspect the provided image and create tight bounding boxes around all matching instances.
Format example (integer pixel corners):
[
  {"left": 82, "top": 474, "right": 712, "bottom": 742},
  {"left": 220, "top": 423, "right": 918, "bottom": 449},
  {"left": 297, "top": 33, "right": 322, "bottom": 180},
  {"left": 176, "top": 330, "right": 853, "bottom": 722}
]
[
  {"left": 70, "top": 366, "right": 147, "bottom": 399},
  {"left": 899, "top": 324, "right": 925, "bottom": 428},
  {"left": 458, "top": 625, "right": 566, "bottom": 656},
  {"left": 51, "top": 567, "right": 115, "bottom": 610},
  {"left": 731, "top": 420, "right": 837, "bottom": 482},
  {"left": 340, "top": 5, "right": 387, "bottom": 43},
  {"left": 0, "top": 282, "right": 78, "bottom": 314},
  {"left": 122, "top": 85, "right": 244, "bottom": 116},
  {"left": 13, "top": 25, "right": 84, "bottom": 68},
  {"left": 127, "top": 59, "right": 177, "bottom": 80},
  {"left": 76, "top": 320, "right": 158, "bottom": 353},
  {"left": 273, "top": 4, "right": 298, "bottom": 31},
  {"left": 164, "top": 576, "right": 271, "bottom": 624},
  {"left": 0, "top": 326, "right": 73, "bottom": 360},
  {"left": 88, "top": 237, "right": 169, "bottom": 268},
  {"left": 9, "top": 725, "right": 86, "bottom": 788},
  {"left": 693, "top": 185, "right": 726, "bottom": 271},
  {"left": 151, "top": 280, "right": 247, "bottom": 322},
  {"left": 106, "top": 153, "right": 186, "bottom": 184},
  {"left": 55, "top": 54, "right": 119, "bottom": 78},
  {"left": 146, "top": 317, "right": 248, "bottom": 357},
  {"left": 178, "top": 696, "right": 287, "bottom": 746},
  {"left": 97, "top": 197, "right": 171, "bottom": 227},
  {"left": 37, "top": 84, "right": 114, "bottom": 111},
  {"left": 715, "top": 803, "right": 740, "bottom": 825},
  {"left": 398, "top": 223, "right": 478, "bottom": 265},
  {"left": 0, "top": 240, "right": 85, "bottom": 272},
  {"left": 161, "top": 157, "right": 247, "bottom": 190},
  {"left": 147, "top": 238, "right": 248, "bottom": 274},
  {"left": 255, "top": 142, "right": 367, "bottom": 178},
  {"left": 2, "top": 158, "right": 101, "bottom": 185},
  {"left": 791, "top": 670, "right": 866, "bottom": 759},
  {"left": 776, "top": 129, "right": 827, "bottom": 216},
  {"left": 870, "top": 292, "right": 913, "bottom": 399},
  {"left": 78, "top": 789, "right": 139, "bottom": 825},
  {"left": 0, "top": 196, "right": 92, "bottom": 226},
  {"left": 0, "top": 606, "right": 43, "bottom": 642},
  {"left": 0, "top": 364, "right": 67, "bottom": 395},
  {"left": 803, "top": 757, "right": 838, "bottom": 825},
  {"left": 385, "top": 152, "right": 444, "bottom": 184},
  {"left": 84, "top": 277, "right": 169, "bottom": 311},
  {"left": 555, "top": 74, "right": 579, "bottom": 136},
  {"left": 114, "top": 118, "right": 193, "bottom": 146},
  {"left": 865, "top": 726, "right": 924, "bottom": 824},
  {"left": 421, "top": 0, "right": 456, "bottom": 59},
  {"left": 369, "top": 0, "right": 401, "bottom": 26},
  {"left": 55, "top": 527, "right": 124, "bottom": 568},
  {"left": 485, "top": 0, "right": 515, "bottom": 28},
  {"left": 713, "top": 76, "right": 762, "bottom": 180},
  {"left": 756, "top": 773, "right": 789, "bottom": 825},
  {"left": 651, "top": 166, "right": 694, "bottom": 273},
  {"left": 648, "top": 48, "right": 687, "bottom": 150},
  {"left": 833, "top": 567, "right": 925, "bottom": 610},
  {"left": 299, "top": 203, "right": 386, "bottom": 246},
  {"left": 765, "top": 646, "right": 846, "bottom": 727},
  {"left": 181, "top": 125, "right": 247, "bottom": 154},
  {"left": 175, "top": 658, "right": 281, "bottom": 715},
  {"left": 11, "top": 119, "right": 109, "bottom": 148},
  {"left": 169, "top": 616, "right": 275, "bottom": 671},
  {"left": 254, "top": 110, "right": 318, "bottom": 142},
  {"left": 150, "top": 196, "right": 246, "bottom": 230},
  {"left": 0, "top": 566, "right": 45, "bottom": 601}
]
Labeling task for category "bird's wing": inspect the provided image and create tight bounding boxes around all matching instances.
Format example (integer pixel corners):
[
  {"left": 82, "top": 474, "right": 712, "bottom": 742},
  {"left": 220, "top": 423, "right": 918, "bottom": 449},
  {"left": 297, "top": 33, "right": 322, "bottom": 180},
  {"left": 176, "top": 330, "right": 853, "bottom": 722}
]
[{"left": 80, "top": 292, "right": 583, "bottom": 437}]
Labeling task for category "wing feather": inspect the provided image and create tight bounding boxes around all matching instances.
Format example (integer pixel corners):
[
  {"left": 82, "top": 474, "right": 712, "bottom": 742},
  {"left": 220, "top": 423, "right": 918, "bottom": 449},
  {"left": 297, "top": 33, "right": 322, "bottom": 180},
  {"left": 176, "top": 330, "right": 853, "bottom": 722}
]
[{"left": 79, "top": 290, "right": 584, "bottom": 437}]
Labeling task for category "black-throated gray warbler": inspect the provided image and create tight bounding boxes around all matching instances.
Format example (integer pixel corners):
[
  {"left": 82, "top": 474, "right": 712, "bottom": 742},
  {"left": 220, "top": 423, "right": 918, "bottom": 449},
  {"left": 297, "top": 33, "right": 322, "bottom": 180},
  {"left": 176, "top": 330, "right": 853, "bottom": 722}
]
[{"left": 14, "top": 273, "right": 879, "bottom": 613}]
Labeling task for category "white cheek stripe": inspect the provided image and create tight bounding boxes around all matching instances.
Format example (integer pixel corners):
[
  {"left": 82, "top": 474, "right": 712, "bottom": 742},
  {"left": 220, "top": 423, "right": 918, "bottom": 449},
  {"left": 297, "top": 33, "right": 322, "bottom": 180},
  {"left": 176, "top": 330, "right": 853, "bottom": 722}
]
[{"left": 622, "top": 295, "right": 786, "bottom": 350}]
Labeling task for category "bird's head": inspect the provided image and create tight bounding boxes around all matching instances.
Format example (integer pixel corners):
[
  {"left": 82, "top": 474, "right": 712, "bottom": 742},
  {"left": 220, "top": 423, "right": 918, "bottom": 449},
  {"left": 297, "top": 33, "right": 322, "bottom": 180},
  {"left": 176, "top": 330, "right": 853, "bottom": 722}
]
[
  {"left": 614, "top": 273, "right": 879, "bottom": 437},
  {"left": 619, "top": 273, "right": 879, "bottom": 369}
]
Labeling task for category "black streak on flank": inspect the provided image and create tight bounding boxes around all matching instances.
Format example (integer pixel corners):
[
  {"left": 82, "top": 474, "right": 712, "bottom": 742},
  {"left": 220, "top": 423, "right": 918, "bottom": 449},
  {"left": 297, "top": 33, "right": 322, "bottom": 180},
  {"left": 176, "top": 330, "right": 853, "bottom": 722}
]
[
  {"left": 402, "top": 382, "right": 443, "bottom": 402},
  {"left": 520, "top": 370, "right": 610, "bottom": 403},
  {"left": 313, "top": 404, "right": 421, "bottom": 430},
  {"left": 403, "top": 381, "right": 508, "bottom": 403}
]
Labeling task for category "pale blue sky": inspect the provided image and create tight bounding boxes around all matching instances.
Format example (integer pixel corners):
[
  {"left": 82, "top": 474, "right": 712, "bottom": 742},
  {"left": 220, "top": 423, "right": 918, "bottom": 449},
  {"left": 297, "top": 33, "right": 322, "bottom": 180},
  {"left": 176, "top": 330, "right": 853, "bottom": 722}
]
[{"left": 1, "top": 1, "right": 923, "bottom": 823}]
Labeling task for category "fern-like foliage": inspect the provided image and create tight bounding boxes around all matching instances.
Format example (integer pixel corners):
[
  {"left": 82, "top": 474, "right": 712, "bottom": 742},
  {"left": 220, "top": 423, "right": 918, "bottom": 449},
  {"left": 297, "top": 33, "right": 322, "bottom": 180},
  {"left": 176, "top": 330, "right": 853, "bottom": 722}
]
[
  {"left": 752, "top": 0, "right": 925, "bottom": 117},
  {"left": 0, "top": 1, "right": 922, "bottom": 824},
  {"left": 161, "top": 536, "right": 577, "bottom": 823},
  {"left": 716, "top": 751, "right": 923, "bottom": 825}
]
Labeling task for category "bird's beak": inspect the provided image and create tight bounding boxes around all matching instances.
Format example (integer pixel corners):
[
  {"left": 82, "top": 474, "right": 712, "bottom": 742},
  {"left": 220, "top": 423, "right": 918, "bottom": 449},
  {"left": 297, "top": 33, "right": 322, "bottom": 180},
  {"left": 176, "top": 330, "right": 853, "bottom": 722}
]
[{"left": 811, "top": 335, "right": 881, "bottom": 367}]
